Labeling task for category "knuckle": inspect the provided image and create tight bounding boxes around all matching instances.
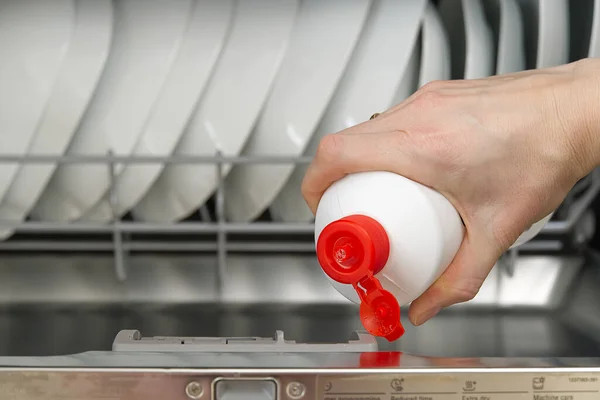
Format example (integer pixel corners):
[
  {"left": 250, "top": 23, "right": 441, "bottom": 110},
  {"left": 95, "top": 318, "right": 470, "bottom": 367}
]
[
  {"left": 452, "top": 288, "right": 478, "bottom": 304},
  {"left": 493, "top": 228, "right": 520, "bottom": 251},
  {"left": 447, "top": 278, "right": 482, "bottom": 304},
  {"left": 420, "top": 79, "right": 445, "bottom": 93},
  {"left": 388, "top": 128, "right": 414, "bottom": 151},
  {"left": 413, "top": 86, "right": 446, "bottom": 110},
  {"left": 300, "top": 174, "right": 313, "bottom": 199},
  {"left": 315, "top": 134, "right": 345, "bottom": 164},
  {"left": 492, "top": 208, "right": 534, "bottom": 250}
]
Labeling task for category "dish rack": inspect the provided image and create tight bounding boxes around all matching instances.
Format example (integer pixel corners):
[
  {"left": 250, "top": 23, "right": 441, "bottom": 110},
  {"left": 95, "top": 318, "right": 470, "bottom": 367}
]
[{"left": 0, "top": 152, "right": 597, "bottom": 286}]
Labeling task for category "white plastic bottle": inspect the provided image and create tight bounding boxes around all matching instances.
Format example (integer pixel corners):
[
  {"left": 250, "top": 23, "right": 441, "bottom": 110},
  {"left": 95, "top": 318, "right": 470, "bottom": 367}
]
[{"left": 314, "top": 171, "right": 551, "bottom": 341}]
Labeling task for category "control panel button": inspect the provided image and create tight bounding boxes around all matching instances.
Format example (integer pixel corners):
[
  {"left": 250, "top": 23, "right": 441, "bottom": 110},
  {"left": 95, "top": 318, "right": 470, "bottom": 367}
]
[{"left": 215, "top": 379, "right": 277, "bottom": 400}]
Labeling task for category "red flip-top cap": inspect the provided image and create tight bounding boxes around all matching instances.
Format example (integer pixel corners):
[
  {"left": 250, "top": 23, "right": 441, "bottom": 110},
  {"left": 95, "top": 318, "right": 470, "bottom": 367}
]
[{"left": 316, "top": 215, "right": 405, "bottom": 341}]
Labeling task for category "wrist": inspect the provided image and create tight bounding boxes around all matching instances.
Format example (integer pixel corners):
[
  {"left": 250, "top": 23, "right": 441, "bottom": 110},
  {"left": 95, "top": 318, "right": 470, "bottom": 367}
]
[{"left": 565, "top": 58, "right": 600, "bottom": 178}]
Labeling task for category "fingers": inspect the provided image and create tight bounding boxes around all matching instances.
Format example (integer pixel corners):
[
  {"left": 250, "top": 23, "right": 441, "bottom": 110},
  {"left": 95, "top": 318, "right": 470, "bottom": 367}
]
[
  {"left": 407, "top": 233, "right": 501, "bottom": 325},
  {"left": 301, "top": 130, "right": 438, "bottom": 214},
  {"left": 301, "top": 132, "right": 401, "bottom": 213},
  {"left": 300, "top": 95, "right": 427, "bottom": 214}
]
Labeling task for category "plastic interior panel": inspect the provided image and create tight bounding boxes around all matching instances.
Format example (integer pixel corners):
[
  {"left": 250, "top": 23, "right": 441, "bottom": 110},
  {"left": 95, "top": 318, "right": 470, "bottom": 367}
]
[{"left": 112, "top": 330, "right": 378, "bottom": 353}]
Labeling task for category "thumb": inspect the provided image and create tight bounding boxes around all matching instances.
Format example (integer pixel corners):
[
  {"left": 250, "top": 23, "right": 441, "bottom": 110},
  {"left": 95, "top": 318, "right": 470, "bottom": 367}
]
[{"left": 408, "top": 232, "right": 501, "bottom": 326}]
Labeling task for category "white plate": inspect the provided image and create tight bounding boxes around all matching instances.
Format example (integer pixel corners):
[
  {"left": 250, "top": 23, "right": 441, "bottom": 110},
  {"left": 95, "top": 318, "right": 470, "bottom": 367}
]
[
  {"left": 0, "top": 0, "right": 74, "bottom": 207},
  {"left": 270, "top": 0, "right": 427, "bottom": 223},
  {"left": 418, "top": 1, "right": 451, "bottom": 87},
  {"left": 394, "top": 32, "right": 421, "bottom": 104},
  {"left": 439, "top": 0, "right": 494, "bottom": 79},
  {"left": 589, "top": 0, "right": 600, "bottom": 56},
  {"left": 537, "top": 0, "right": 569, "bottom": 67},
  {"left": 0, "top": 0, "right": 112, "bottom": 240},
  {"left": 516, "top": 0, "right": 569, "bottom": 68},
  {"left": 83, "top": 0, "right": 234, "bottom": 222},
  {"left": 483, "top": 0, "right": 526, "bottom": 74},
  {"left": 133, "top": 0, "right": 299, "bottom": 222},
  {"left": 32, "top": 0, "right": 193, "bottom": 222},
  {"left": 224, "top": 0, "right": 371, "bottom": 222}
]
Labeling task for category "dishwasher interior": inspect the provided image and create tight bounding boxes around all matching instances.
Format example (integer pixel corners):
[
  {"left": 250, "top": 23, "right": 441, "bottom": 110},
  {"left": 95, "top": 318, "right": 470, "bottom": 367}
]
[
  {"left": 0, "top": 253, "right": 599, "bottom": 359},
  {"left": 1, "top": 166, "right": 599, "bottom": 361},
  {"left": 3, "top": 0, "right": 600, "bottom": 398},
  {"left": 0, "top": 172, "right": 599, "bottom": 360}
]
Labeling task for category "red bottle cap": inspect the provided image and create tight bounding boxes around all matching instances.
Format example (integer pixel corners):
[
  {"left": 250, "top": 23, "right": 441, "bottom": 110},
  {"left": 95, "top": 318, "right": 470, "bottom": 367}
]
[{"left": 316, "top": 215, "right": 405, "bottom": 341}]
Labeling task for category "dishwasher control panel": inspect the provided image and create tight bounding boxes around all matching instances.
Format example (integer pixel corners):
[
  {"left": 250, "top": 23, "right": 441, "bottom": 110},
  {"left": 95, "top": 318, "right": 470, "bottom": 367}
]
[
  {"left": 315, "top": 372, "right": 600, "bottom": 400},
  {"left": 3, "top": 370, "right": 599, "bottom": 400}
]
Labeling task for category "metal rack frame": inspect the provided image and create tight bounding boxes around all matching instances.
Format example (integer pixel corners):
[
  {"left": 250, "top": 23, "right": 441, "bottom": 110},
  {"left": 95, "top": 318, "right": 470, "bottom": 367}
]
[{"left": 0, "top": 153, "right": 597, "bottom": 287}]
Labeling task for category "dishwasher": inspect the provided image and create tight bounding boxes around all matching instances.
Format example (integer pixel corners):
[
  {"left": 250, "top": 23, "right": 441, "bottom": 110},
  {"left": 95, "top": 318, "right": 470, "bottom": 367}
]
[
  {"left": 0, "top": 161, "right": 597, "bottom": 400},
  {"left": 1, "top": 0, "right": 600, "bottom": 399}
]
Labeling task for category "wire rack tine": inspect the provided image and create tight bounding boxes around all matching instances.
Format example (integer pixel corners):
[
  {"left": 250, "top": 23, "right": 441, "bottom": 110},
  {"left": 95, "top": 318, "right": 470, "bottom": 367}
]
[
  {"left": 199, "top": 204, "right": 212, "bottom": 222},
  {"left": 0, "top": 153, "right": 315, "bottom": 164},
  {"left": 108, "top": 150, "right": 127, "bottom": 282},
  {"left": 499, "top": 247, "right": 518, "bottom": 278},
  {"left": 215, "top": 150, "right": 226, "bottom": 296},
  {"left": 0, "top": 238, "right": 564, "bottom": 252}
]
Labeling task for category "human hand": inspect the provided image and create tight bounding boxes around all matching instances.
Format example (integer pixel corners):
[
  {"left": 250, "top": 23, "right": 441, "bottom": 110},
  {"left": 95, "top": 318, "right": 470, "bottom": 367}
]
[{"left": 302, "top": 58, "right": 600, "bottom": 326}]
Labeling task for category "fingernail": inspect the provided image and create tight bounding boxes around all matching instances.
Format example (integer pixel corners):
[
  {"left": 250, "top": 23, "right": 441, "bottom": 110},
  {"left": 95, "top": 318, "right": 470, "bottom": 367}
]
[{"left": 413, "top": 306, "right": 441, "bottom": 326}]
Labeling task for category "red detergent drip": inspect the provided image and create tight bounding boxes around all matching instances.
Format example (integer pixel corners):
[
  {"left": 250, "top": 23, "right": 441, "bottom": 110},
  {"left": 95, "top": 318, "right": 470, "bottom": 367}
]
[
  {"left": 316, "top": 215, "right": 405, "bottom": 341},
  {"left": 359, "top": 351, "right": 402, "bottom": 368}
]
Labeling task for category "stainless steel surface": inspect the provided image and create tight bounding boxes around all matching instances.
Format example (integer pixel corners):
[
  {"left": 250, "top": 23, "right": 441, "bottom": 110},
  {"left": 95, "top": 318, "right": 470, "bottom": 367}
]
[
  {"left": 0, "top": 254, "right": 598, "bottom": 360},
  {"left": 0, "top": 254, "right": 597, "bottom": 397},
  {"left": 1, "top": 365, "right": 600, "bottom": 399},
  {"left": 1, "top": 306, "right": 599, "bottom": 359},
  {"left": 0, "top": 254, "right": 583, "bottom": 307}
]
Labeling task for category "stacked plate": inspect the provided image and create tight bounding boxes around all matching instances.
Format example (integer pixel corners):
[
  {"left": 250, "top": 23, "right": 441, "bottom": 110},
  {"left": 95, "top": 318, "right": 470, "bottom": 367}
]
[{"left": 0, "top": 0, "right": 584, "bottom": 239}]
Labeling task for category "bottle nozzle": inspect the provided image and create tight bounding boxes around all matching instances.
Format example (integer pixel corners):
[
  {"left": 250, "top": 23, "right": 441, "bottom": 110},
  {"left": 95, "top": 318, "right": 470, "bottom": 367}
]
[
  {"left": 333, "top": 237, "right": 360, "bottom": 267},
  {"left": 316, "top": 215, "right": 405, "bottom": 341}
]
